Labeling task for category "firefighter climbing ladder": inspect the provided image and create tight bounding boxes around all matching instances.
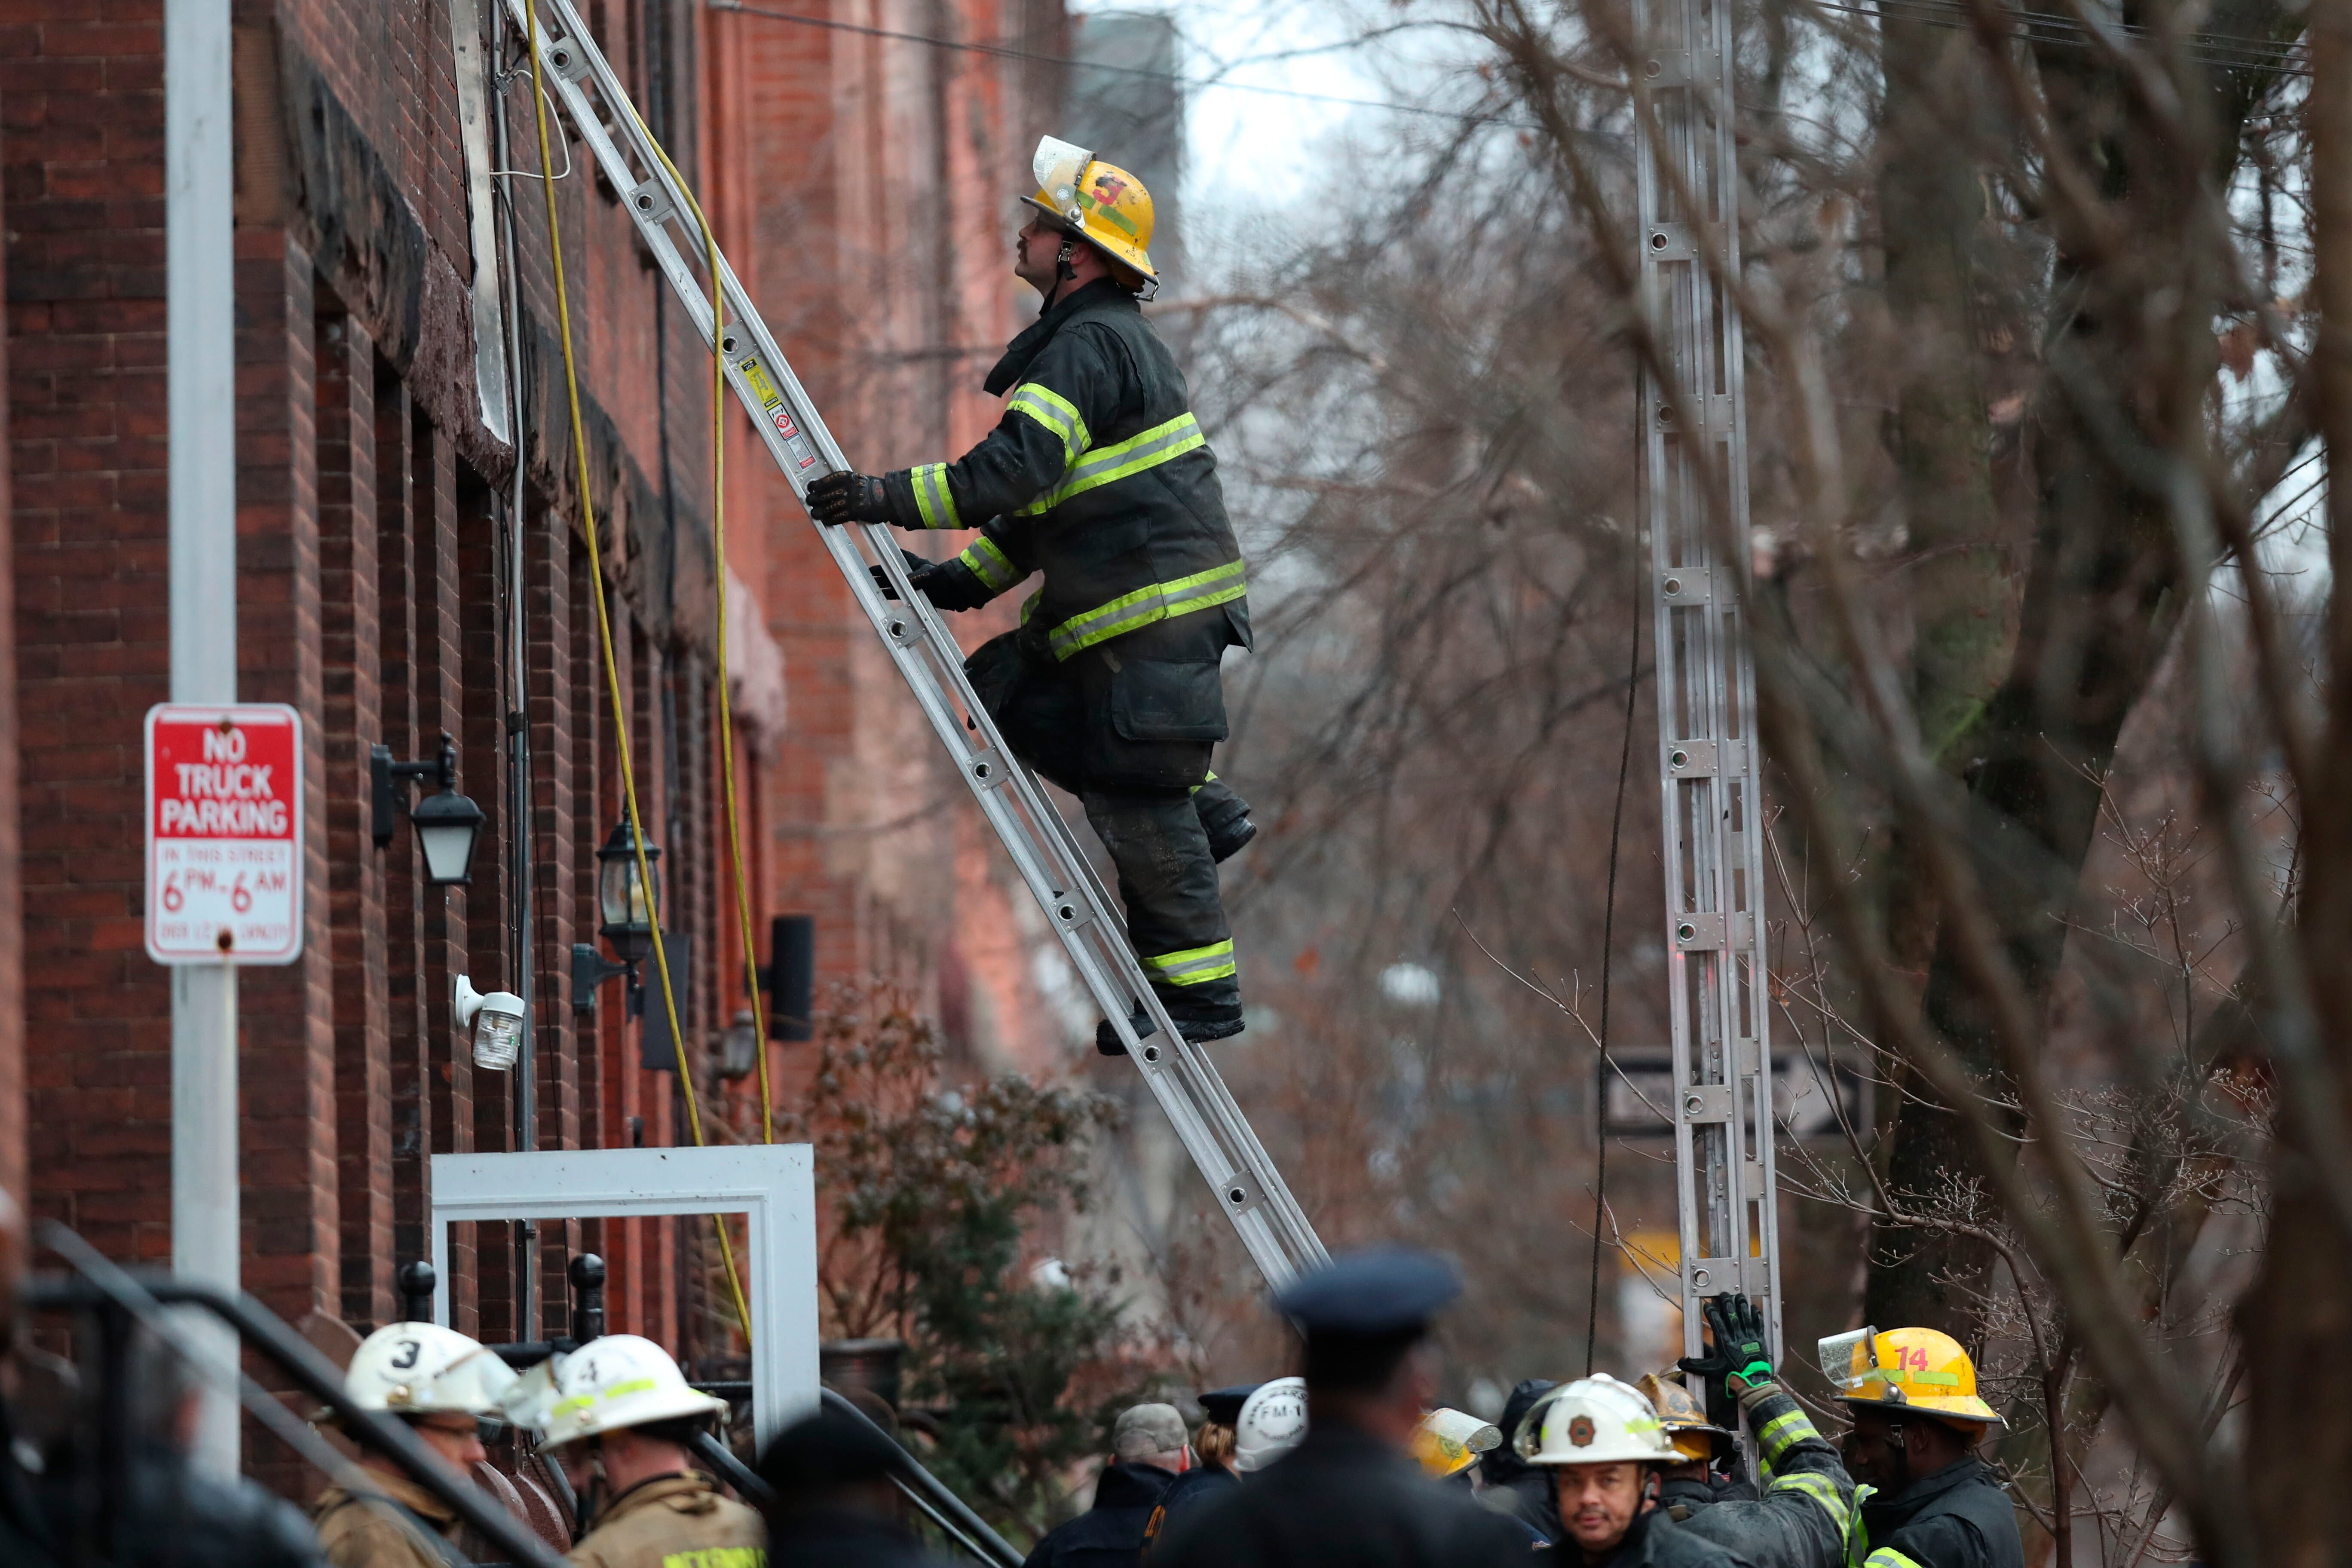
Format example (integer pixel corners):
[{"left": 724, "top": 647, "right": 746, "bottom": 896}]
[
  {"left": 495, "top": 0, "right": 1327, "bottom": 1290},
  {"left": 1634, "top": 0, "right": 1785, "bottom": 1360}
]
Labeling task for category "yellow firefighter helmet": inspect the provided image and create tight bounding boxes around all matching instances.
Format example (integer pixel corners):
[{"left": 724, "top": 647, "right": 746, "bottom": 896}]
[
  {"left": 1022, "top": 136, "right": 1158, "bottom": 283},
  {"left": 1819, "top": 1325, "right": 2004, "bottom": 1433},
  {"left": 1412, "top": 1406, "right": 1502, "bottom": 1478},
  {"left": 1636, "top": 1371, "right": 1738, "bottom": 1463}
]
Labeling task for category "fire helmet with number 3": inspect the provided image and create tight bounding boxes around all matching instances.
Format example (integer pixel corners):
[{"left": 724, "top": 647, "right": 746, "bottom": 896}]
[
  {"left": 530, "top": 1334, "right": 729, "bottom": 1452},
  {"left": 1819, "top": 1325, "right": 2004, "bottom": 1433},
  {"left": 344, "top": 1322, "right": 518, "bottom": 1417},
  {"left": 1514, "top": 1374, "right": 1677, "bottom": 1467}
]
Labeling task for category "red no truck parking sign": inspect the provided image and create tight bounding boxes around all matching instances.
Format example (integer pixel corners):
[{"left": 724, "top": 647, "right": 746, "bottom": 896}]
[{"left": 144, "top": 704, "right": 304, "bottom": 965}]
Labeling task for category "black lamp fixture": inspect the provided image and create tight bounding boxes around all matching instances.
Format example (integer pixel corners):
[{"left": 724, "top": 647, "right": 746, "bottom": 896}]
[
  {"left": 371, "top": 733, "right": 485, "bottom": 886},
  {"left": 596, "top": 813, "right": 661, "bottom": 961},
  {"left": 573, "top": 811, "right": 660, "bottom": 1015}
]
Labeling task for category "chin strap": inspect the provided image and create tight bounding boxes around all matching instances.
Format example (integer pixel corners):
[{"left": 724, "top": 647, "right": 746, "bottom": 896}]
[{"left": 1056, "top": 236, "right": 1081, "bottom": 286}]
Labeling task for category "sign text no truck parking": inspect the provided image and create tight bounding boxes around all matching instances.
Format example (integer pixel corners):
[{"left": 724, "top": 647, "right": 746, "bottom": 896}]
[{"left": 144, "top": 704, "right": 304, "bottom": 965}]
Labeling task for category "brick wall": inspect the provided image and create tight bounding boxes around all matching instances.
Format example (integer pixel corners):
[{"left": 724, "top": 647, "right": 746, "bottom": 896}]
[{"left": 0, "top": 0, "right": 1072, "bottom": 1493}]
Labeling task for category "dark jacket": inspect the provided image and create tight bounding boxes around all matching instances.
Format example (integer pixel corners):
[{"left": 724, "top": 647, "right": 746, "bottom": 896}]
[
  {"left": 1140, "top": 1463, "right": 1236, "bottom": 1562},
  {"left": 1024, "top": 1462, "right": 1176, "bottom": 1568},
  {"left": 1150, "top": 1424, "right": 1536, "bottom": 1568},
  {"left": 86, "top": 1449, "right": 328, "bottom": 1568},
  {"left": 767, "top": 1507, "right": 950, "bottom": 1568},
  {"left": 1853, "top": 1459, "right": 2022, "bottom": 1568},
  {"left": 1480, "top": 1471, "right": 1559, "bottom": 1547},
  {"left": 882, "top": 279, "right": 1249, "bottom": 668},
  {"left": 1665, "top": 1384, "right": 1854, "bottom": 1568},
  {"left": 1589, "top": 1507, "right": 1754, "bottom": 1568}
]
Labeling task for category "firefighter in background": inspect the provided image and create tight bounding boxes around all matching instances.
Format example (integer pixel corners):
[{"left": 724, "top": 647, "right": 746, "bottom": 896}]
[
  {"left": 1140, "top": 1384, "right": 1258, "bottom": 1562},
  {"left": 314, "top": 1322, "right": 518, "bottom": 1568},
  {"left": 1150, "top": 1249, "right": 1534, "bottom": 1568},
  {"left": 1824, "top": 1327, "right": 2022, "bottom": 1568},
  {"left": 806, "top": 135, "right": 1256, "bottom": 1054},
  {"left": 1516, "top": 1375, "right": 1744, "bottom": 1568},
  {"left": 519, "top": 1335, "right": 765, "bottom": 1568},
  {"left": 1661, "top": 1295, "right": 1858, "bottom": 1568}
]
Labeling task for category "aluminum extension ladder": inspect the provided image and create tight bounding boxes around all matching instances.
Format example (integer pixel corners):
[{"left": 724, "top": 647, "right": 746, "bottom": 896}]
[
  {"left": 495, "top": 0, "right": 1328, "bottom": 1289},
  {"left": 1632, "top": 0, "right": 1784, "bottom": 1362}
]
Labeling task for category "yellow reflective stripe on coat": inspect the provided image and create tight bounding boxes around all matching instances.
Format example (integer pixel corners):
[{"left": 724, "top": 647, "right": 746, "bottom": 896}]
[
  {"left": 1758, "top": 1406, "right": 1818, "bottom": 1463},
  {"left": 958, "top": 535, "right": 1020, "bottom": 592},
  {"left": 910, "top": 462, "right": 962, "bottom": 530},
  {"left": 1008, "top": 383, "right": 1090, "bottom": 469},
  {"left": 1143, "top": 939, "right": 1236, "bottom": 985},
  {"left": 1047, "top": 558, "right": 1246, "bottom": 660},
  {"left": 1016, "top": 411, "right": 1205, "bottom": 515},
  {"left": 1865, "top": 1548, "right": 1926, "bottom": 1568},
  {"left": 1769, "top": 1471, "right": 1849, "bottom": 1534},
  {"left": 661, "top": 1550, "right": 763, "bottom": 1568}
]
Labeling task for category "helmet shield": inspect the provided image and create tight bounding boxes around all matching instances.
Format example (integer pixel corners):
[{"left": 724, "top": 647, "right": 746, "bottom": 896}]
[
  {"left": 1032, "top": 136, "right": 1096, "bottom": 227},
  {"left": 1818, "top": 1326, "right": 1877, "bottom": 1387}
]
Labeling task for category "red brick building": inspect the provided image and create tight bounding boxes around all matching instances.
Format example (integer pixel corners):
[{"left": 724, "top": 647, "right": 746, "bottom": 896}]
[{"left": 0, "top": 0, "right": 1073, "bottom": 1473}]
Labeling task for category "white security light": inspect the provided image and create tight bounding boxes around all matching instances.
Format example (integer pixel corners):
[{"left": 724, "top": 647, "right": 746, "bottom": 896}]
[
  {"left": 455, "top": 974, "right": 527, "bottom": 1072},
  {"left": 1379, "top": 962, "right": 1442, "bottom": 1008}
]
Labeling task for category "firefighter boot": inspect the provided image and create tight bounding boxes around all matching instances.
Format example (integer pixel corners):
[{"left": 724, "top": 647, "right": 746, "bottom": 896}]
[{"left": 1194, "top": 774, "right": 1257, "bottom": 863}]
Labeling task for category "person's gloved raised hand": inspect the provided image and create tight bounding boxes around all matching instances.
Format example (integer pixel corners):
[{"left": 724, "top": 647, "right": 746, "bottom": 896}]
[
  {"left": 1678, "top": 1293, "right": 1775, "bottom": 1391},
  {"left": 869, "top": 549, "right": 990, "bottom": 612},
  {"left": 805, "top": 469, "right": 891, "bottom": 526}
]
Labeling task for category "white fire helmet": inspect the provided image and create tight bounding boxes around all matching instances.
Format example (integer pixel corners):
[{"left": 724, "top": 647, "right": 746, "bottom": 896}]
[
  {"left": 528, "top": 1334, "right": 729, "bottom": 1452},
  {"left": 1514, "top": 1374, "right": 1678, "bottom": 1467},
  {"left": 1232, "top": 1376, "right": 1308, "bottom": 1473},
  {"left": 344, "top": 1322, "right": 518, "bottom": 1418}
]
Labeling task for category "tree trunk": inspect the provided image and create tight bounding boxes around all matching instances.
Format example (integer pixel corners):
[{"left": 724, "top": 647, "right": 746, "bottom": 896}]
[
  {"left": 2246, "top": 0, "right": 2352, "bottom": 1558},
  {"left": 1866, "top": 37, "right": 2201, "bottom": 1337}
]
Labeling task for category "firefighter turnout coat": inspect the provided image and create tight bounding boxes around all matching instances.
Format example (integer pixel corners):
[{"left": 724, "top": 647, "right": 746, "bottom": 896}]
[
  {"left": 313, "top": 1470, "right": 465, "bottom": 1568},
  {"left": 566, "top": 1473, "right": 765, "bottom": 1568},
  {"left": 1850, "top": 1459, "right": 2022, "bottom": 1568},
  {"left": 879, "top": 278, "right": 1249, "bottom": 671},
  {"left": 1661, "top": 1384, "right": 1856, "bottom": 1568}
]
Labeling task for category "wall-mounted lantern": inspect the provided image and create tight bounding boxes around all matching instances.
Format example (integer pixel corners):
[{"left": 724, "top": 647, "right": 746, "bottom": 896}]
[{"left": 371, "top": 733, "right": 484, "bottom": 885}]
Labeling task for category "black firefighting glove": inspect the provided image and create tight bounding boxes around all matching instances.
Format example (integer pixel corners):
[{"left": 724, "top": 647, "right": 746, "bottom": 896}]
[
  {"left": 805, "top": 469, "right": 892, "bottom": 525},
  {"left": 870, "top": 550, "right": 991, "bottom": 612},
  {"left": 1679, "top": 1293, "right": 1776, "bottom": 1393}
]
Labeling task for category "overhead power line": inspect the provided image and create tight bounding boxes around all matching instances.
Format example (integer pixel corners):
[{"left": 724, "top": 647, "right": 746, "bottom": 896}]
[
  {"left": 707, "top": 0, "right": 1536, "bottom": 127},
  {"left": 1819, "top": 0, "right": 2308, "bottom": 75}
]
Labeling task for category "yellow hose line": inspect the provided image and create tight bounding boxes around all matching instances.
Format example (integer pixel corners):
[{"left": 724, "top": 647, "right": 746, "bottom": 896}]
[
  {"left": 524, "top": 3, "right": 754, "bottom": 1348},
  {"left": 627, "top": 115, "right": 777, "bottom": 1148}
]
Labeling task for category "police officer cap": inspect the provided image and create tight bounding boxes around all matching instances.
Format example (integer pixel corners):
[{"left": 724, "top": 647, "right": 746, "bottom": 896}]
[
  {"left": 758, "top": 1404, "right": 905, "bottom": 1491},
  {"left": 1198, "top": 1383, "right": 1261, "bottom": 1427},
  {"left": 1275, "top": 1246, "right": 1461, "bottom": 1337}
]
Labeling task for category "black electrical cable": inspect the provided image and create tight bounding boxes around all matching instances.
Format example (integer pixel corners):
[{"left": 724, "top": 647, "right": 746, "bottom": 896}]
[
  {"left": 1587, "top": 542, "right": 1644, "bottom": 1376},
  {"left": 710, "top": 0, "right": 1538, "bottom": 128}
]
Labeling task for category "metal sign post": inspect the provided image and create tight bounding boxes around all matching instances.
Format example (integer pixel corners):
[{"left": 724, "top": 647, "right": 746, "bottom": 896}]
[
  {"left": 166, "top": 0, "right": 240, "bottom": 1478},
  {"left": 1632, "top": 0, "right": 1785, "bottom": 1372}
]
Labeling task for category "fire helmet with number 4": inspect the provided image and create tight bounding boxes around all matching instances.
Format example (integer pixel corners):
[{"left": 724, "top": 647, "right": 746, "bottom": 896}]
[
  {"left": 1819, "top": 1325, "right": 2004, "bottom": 1433},
  {"left": 529, "top": 1334, "right": 729, "bottom": 1452},
  {"left": 343, "top": 1322, "right": 518, "bottom": 1417}
]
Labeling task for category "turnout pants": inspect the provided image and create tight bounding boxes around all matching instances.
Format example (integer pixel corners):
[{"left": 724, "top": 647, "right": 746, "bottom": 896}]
[{"left": 967, "top": 616, "right": 1243, "bottom": 1023}]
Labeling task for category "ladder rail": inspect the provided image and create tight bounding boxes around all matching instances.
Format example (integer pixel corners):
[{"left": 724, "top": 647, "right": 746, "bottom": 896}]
[
  {"left": 495, "top": 0, "right": 1328, "bottom": 1287},
  {"left": 1634, "top": 0, "right": 1783, "bottom": 1368}
]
